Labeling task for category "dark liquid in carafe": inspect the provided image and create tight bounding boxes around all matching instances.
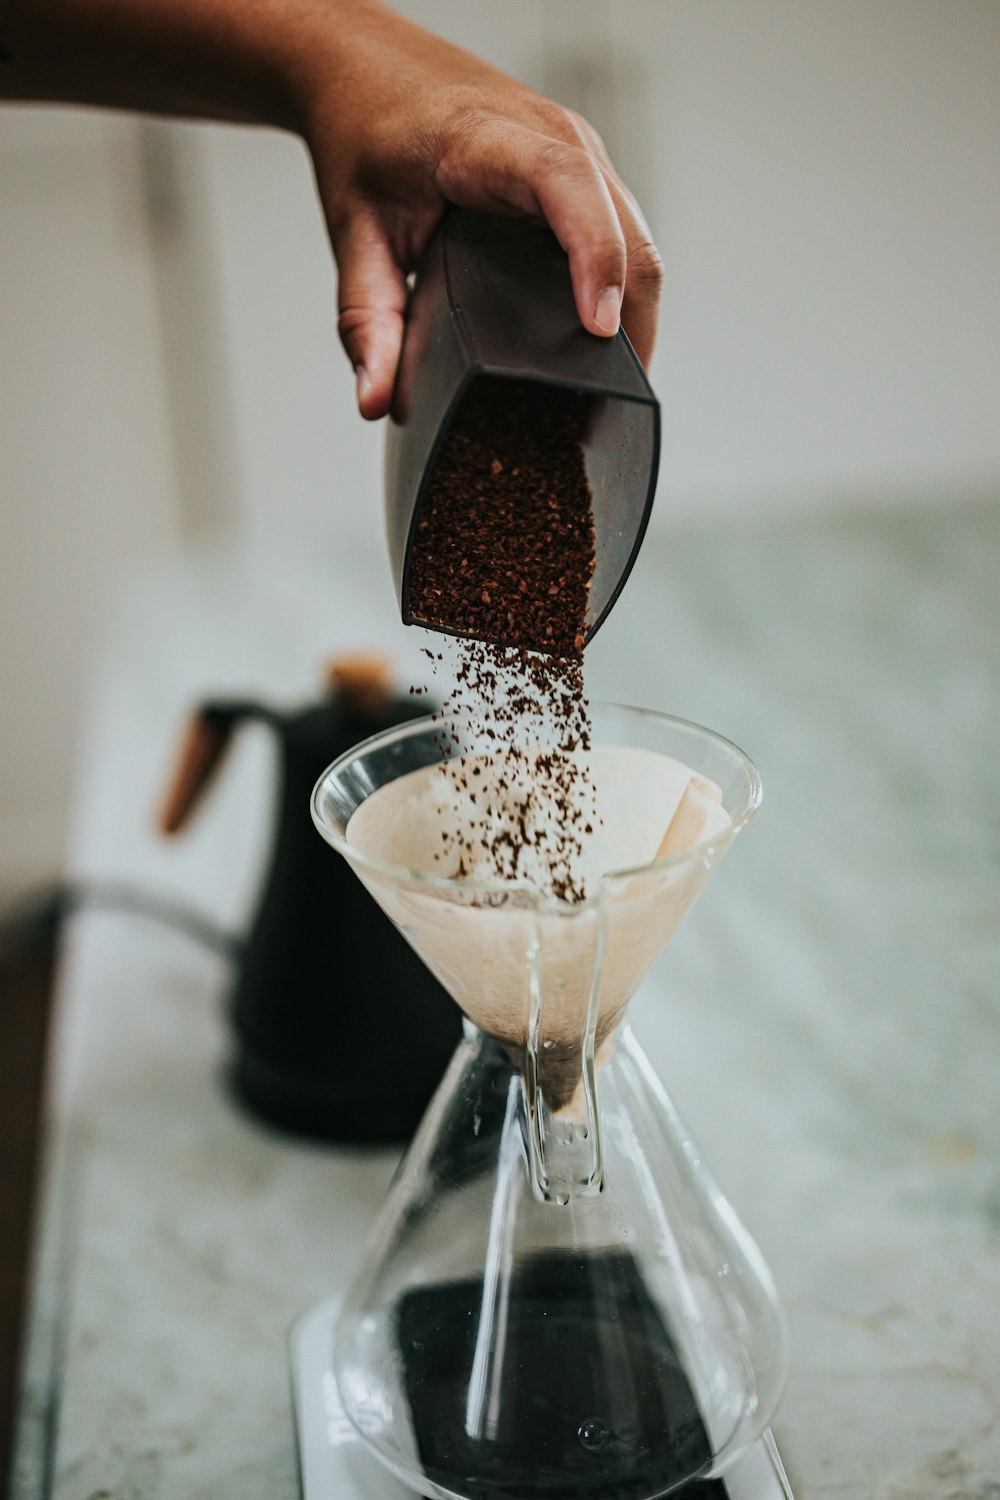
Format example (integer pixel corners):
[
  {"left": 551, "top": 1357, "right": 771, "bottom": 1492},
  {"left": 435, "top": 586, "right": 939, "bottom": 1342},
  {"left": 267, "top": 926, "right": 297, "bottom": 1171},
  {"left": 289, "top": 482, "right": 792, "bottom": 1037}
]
[{"left": 397, "top": 1249, "right": 725, "bottom": 1499}]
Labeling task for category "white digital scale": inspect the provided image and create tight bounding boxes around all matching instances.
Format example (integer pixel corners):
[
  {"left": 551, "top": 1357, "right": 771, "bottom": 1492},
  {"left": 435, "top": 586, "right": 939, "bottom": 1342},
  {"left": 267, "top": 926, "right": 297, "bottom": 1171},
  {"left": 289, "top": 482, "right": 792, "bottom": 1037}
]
[{"left": 291, "top": 1299, "right": 795, "bottom": 1500}]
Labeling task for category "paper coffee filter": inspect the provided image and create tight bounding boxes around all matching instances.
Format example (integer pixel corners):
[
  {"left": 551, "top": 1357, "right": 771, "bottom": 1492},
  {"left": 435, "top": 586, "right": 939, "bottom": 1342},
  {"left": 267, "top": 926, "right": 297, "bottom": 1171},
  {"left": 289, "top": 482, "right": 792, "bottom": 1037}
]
[{"left": 345, "top": 745, "right": 732, "bottom": 1075}]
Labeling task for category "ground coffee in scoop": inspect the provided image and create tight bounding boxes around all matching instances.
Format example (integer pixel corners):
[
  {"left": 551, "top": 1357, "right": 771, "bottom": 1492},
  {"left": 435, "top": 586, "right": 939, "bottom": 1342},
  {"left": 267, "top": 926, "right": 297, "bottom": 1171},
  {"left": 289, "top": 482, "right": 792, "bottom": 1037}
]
[{"left": 406, "top": 376, "right": 595, "bottom": 657}]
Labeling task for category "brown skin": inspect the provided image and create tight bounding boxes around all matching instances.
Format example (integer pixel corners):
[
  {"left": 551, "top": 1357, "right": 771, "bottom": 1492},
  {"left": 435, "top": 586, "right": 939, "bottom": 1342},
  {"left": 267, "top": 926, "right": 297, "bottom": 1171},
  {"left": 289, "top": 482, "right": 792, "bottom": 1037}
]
[{"left": 1, "top": 0, "right": 663, "bottom": 418}]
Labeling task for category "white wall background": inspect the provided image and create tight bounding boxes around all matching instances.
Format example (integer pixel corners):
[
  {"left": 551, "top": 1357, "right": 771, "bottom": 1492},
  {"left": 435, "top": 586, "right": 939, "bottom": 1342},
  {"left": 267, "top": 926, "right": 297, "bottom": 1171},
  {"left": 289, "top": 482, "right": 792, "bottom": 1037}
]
[
  {"left": 0, "top": 112, "right": 181, "bottom": 890},
  {"left": 2, "top": 0, "right": 999, "bottom": 891}
]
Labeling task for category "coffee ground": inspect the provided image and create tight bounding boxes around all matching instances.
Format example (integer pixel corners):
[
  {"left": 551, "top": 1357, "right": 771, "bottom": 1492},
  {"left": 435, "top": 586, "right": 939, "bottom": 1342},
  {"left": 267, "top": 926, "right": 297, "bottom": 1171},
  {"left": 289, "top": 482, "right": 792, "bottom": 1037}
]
[
  {"left": 407, "top": 377, "right": 595, "bottom": 659},
  {"left": 407, "top": 376, "right": 597, "bottom": 904}
]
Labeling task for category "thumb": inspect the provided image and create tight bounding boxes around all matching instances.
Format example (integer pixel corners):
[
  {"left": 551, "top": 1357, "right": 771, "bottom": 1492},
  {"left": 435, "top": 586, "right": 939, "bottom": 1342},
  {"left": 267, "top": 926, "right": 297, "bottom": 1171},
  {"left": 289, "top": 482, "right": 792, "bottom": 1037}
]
[{"left": 333, "top": 210, "right": 407, "bottom": 421}]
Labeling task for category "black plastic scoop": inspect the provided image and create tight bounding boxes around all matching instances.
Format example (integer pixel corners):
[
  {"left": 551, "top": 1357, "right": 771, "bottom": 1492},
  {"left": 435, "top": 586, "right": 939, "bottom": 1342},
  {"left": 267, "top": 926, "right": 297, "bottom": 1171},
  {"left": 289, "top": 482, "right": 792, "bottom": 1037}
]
[{"left": 384, "top": 209, "right": 660, "bottom": 649}]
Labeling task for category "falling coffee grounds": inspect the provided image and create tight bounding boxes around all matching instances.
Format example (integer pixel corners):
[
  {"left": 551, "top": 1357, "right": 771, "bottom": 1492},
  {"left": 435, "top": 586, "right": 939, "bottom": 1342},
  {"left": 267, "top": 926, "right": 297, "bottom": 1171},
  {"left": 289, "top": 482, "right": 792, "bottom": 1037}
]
[{"left": 407, "top": 378, "right": 598, "bottom": 903}]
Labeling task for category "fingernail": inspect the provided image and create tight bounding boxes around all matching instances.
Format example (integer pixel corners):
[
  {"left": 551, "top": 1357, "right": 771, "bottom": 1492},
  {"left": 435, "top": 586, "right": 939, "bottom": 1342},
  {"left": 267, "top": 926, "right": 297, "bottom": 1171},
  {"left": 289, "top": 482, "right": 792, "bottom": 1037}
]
[
  {"left": 594, "top": 286, "right": 622, "bottom": 335},
  {"left": 356, "top": 365, "right": 371, "bottom": 406}
]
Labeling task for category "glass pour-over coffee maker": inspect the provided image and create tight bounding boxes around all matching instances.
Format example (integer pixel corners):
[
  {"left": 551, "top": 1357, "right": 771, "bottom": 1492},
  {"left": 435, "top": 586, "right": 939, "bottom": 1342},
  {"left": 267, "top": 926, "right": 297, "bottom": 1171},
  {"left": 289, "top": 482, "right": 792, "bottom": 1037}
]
[{"left": 311, "top": 704, "right": 788, "bottom": 1499}]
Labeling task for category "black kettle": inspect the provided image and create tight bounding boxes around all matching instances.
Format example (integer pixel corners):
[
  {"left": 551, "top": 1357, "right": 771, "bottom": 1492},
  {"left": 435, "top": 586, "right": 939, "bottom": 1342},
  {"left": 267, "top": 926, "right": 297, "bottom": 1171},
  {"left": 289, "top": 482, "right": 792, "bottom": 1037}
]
[{"left": 159, "top": 656, "right": 463, "bottom": 1143}]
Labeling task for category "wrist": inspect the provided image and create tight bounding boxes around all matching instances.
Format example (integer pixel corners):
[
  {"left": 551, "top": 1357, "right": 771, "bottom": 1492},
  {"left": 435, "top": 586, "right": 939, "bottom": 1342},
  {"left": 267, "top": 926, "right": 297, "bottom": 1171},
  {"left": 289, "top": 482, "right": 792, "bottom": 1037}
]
[{"left": 276, "top": 0, "right": 392, "bottom": 139}]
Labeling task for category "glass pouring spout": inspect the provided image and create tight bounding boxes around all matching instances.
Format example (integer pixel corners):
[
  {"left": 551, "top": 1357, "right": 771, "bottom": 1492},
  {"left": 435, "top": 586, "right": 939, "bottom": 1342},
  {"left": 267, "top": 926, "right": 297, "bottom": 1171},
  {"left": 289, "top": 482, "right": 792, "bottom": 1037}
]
[{"left": 312, "top": 705, "right": 788, "bottom": 1500}]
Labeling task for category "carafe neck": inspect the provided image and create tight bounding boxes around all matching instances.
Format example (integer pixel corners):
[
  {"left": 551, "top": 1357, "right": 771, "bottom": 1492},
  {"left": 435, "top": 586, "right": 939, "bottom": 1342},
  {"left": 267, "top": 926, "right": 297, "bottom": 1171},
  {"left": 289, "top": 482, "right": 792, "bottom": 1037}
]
[{"left": 499, "top": 1026, "right": 609, "bottom": 1206}]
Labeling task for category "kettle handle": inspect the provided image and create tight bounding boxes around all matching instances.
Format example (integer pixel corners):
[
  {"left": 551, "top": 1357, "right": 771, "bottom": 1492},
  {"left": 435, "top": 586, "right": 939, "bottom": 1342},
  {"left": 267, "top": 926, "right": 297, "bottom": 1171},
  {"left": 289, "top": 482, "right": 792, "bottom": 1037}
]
[{"left": 157, "top": 699, "right": 278, "bottom": 836}]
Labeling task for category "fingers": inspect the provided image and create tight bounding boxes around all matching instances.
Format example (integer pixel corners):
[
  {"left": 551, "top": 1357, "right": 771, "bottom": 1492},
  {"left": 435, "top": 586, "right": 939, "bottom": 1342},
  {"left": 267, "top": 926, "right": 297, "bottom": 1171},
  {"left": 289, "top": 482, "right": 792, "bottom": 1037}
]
[
  {"left": 331, "top": 208, "right": 408, "bottom": 420},
  {"left": 436, "top": 119, "right": 625, "bottom": 339},
  {"left": 528, "top": 138, "right": 628, "bottom": 343},
  {"left": 435, "top": 115, "right": 662, "bottom": 367},
  {"left": 559, "top": 113, "right": 664, "bottom": 366},
  {"left": 525, "top": 130, "right": 664, "bottom": 367},
  {"left": 599, "top": 175, "right": 663, "bottom": 368}
]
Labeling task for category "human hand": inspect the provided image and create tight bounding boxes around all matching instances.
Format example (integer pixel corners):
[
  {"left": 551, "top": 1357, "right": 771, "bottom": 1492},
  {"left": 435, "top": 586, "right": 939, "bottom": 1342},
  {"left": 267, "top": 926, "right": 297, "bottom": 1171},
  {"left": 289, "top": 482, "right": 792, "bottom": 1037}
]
[
  {"left": 1, "top": 0, "right": 662, "bottom": 421},
  {"left": 290, "top": 0, "right": 663, "bottom": 419}
]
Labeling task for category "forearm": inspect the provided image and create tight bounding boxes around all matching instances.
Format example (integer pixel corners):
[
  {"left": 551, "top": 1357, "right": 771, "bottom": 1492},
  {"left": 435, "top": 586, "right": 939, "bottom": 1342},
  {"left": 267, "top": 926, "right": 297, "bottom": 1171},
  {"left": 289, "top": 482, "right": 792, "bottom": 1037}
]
[{"left": 0, "top": 0, "right": 372, "bottom": 131}]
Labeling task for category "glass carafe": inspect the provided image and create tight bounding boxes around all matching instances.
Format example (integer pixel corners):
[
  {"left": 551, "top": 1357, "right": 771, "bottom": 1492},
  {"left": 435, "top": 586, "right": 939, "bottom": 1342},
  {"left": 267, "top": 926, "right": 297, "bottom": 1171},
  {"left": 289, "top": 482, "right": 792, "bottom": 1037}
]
[{"left": 312, "top": 705, "right": 788, "bottom": 1499}]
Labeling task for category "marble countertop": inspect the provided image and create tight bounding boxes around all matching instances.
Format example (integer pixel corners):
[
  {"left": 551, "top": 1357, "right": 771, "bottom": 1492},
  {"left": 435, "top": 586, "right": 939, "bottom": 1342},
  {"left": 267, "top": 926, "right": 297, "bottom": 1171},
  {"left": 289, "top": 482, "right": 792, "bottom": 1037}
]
[{"left": 11, "top": 497, "right": 1000, "bottom": 1499}]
